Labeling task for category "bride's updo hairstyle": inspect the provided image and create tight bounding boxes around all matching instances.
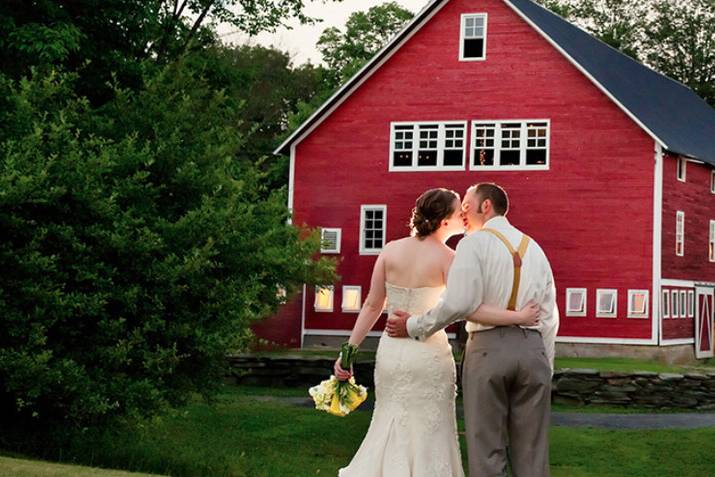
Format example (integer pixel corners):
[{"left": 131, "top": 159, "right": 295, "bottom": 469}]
[{"left": 410, "top": 188, "right": 459, "bottom": 239}]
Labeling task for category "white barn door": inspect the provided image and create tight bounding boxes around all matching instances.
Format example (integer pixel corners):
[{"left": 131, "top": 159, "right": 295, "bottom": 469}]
[{"left": 695, "top": 287, "right": 715, "bottom": 359}]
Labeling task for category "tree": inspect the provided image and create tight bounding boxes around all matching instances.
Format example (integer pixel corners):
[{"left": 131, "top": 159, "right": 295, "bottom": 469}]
[
  {"left": 0, "top": 0, "right": 341, "bottom": 104},
  {"left": 0, "top": 64, "right": 335, "bottom": 430},
  {"left": 641, "top": 0, "right": 714, "bottom": 106},
  {"left": 317, "top": 1, "right": 414, "bottom": 88}
]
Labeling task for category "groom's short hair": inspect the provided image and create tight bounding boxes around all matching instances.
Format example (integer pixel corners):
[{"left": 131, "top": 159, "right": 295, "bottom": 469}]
[{"left": 471, "top": 183, "right": 509, "bottom": 215}]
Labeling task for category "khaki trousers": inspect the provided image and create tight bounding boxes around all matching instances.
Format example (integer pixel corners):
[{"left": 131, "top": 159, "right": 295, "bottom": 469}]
[{"left": 462, "top": 326, "right": 551, "bottom": 477}]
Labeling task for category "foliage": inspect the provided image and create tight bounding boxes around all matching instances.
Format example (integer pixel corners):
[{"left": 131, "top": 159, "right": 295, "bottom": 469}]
[
  {"left": 0, "top": 65, "right": 335, "bottom": 429},
  {"left": 317, "top": 1, "right": 414, "bottom": 88}
]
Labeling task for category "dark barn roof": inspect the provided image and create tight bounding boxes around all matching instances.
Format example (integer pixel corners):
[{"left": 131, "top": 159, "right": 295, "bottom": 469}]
[{"left": 277, "top": 0, "right": 715, "bottom": 167}]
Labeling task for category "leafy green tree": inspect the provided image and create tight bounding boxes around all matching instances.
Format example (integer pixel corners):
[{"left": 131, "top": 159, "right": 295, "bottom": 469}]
[
  {"left": 0, "top": 63, "right": 335, "bottom": 430},
  {"left": 0, "top": 0, "right": 341, "bottom": 103},
  {"left": 641, "top": 0, "right": 714, "bottom": 106},
  {"left": 317, "top": 1, "right": 414, "bottom": 88}
]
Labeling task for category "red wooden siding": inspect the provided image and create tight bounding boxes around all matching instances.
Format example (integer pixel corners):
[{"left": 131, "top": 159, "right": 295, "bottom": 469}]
[
  {"left": 251, "top": 291, "right": 303, "bottom": 347},
  {"left": 288, "top": 0, "right": 658, "bottom": 342},
  {"left": 661, "top": 286, "right": 695, "bottom": 340},
  {"left": 661, "top": 153, "right": 715, "bottom": 282}
]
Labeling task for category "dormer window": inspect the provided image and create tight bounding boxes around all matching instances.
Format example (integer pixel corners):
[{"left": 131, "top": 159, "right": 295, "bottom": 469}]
[{"left": 460, "top": 14, "right": 487, "bottom": 61}]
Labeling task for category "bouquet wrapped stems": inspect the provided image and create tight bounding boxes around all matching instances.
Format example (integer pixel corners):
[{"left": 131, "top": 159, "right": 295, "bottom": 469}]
[{"left": 308, "top": 342, "right": 368, "bottom": 417}]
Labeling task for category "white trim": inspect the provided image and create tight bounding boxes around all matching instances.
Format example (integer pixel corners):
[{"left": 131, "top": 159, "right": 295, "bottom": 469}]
[
  {"left": 661, "top": 338, "right": 695, "bottom": 346},
  {"left": 627, "top": 289, "right": 649, "bottom": 319},
  {"left": 287, "top": 144, "right": 296, "bottom": 223},
  {"left": 565, "top": 288, "right": 587, "bottom": 317},
  {"left": 680, "top": 290, "right": 688, "bottom": 318},
  {"left": 688, "top": 289, "right": 695, "bottom": 318},
  {"left": 459, "top": 13, "right": 488, "bottom": 62},
  {"left": 341, "top": 285, "right": 362, "bottom": 313},
  {"left": 273, "top": 0, "right": 449, "bottom": 156},
  {"left": 595, "top": 289, "right": 617, "bottom": 318},
  {"left": 319, "top": 227, "right": 342, "bottom": 254},
  {"left": 676, "top": 157, "right": 687, "bottom": 182},
  {"left": 556, "top": 336, "right": 658, "bottom": 345},
  {"left": 662, "top": 279, "right": 696, "bottom": 287},
  {"left": 710, "top": 170, "right": 715, "bottom": 194},
  {"left": 469, "top": 119, "right": 551, "bottom": 171},
  {"left": 675, "top": 211, "right": 685, "bottom": 257},
  {"left": 304, "top": 329, "right": 457, "bottom": 340},
  {"left": 671, "top": 289, "right": 680, "bottom": 318},
  {"left": 502, "top": 0, "right": 669, "bottom": 151},
  {"left": 360, "top": 205, "right": 387, "bottom": 255},
  {"left": 389, "top": 121, "right": 468, "bottom": 171},
  {"left": 300, "top": 284, "right": 307, "bottom": 348},
  {"left": 709, "top": 219, "right": 715, "bottom": 262},
  {"left": 653, "top": 143, "right": 663, "bottom": 342},
  {"left": 314, "top": 285, "right": 334, "bottom": 312},
  {"left": 661, "top": 289, "right": 670, "bottom": 319}
]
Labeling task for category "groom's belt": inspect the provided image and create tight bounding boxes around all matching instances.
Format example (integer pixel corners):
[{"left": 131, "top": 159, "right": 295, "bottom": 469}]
[{"left": 469, "top": 326, "right": 541, "bottom": 338}]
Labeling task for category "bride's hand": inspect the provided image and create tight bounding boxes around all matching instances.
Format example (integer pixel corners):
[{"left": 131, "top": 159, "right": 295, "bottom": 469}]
[
  {"left": 517, "top": 301, "right": 540, "bottom": 326},
  {"left": 334, "top": 357, "right": 353, "bottom": 381}
]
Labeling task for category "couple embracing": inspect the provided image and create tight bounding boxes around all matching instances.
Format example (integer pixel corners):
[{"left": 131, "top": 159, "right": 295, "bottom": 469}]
[{"left": 334, "top": 183, "right": 560, "bottom": 477}]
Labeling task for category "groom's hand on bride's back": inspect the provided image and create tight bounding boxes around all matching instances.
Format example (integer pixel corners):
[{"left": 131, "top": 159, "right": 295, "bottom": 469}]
[{"left": 386, "top": 310, "right": 411, "bottom": 338}]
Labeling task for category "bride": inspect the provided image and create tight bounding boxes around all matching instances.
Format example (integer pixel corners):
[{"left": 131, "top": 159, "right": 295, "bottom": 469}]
[{"left": 333, "top": 188, "right": 539, "bottom": 477}]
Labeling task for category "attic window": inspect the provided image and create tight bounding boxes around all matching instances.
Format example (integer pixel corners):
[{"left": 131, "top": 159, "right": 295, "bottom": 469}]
[
  {"left": 460, "top": 14, "right": 487, "bottom": 61},
  {"left": 677, "top": 157, "right": 686, "bottom": 182}
]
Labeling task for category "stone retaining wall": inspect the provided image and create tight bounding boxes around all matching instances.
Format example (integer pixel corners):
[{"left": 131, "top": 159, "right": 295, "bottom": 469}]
[{"left": 228, "top": 355, "right": 715, "bottom": 410}]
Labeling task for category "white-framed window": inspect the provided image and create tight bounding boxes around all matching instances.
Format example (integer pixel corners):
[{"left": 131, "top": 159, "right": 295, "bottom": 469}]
[
  {"left": 679, "top": 290, "right": 687, "bottom": 319},
  {"left": 342, "top": 286, "right": 362, "bottom": 313},
  {"left": 662, "top": 289, "right": 670, "bottom": 319},
  {"left": 460, "top": 13, "right": 487, "bottom": 61},
  {"left": 627, "top": 290, "right": 649, "bottom": 319},
  {"left": 677, "top": 157, "right": 686, "bottom": 182},
  {"left": 711, "top": 170, "right": 715, "bottom": 194},
  {"left": 709, "top": 220, "right": 715, "bottom": 262},
  {"left": 471, "top": 120, "right": 550, "bottom": 170},
  {"left": 671, "top": 289, "right": 679, "bottom": 318},
  {"left": 688, "top": 289, "right": 695, "bottom": 318},
  {"left": 360, "top": 205, "right": 386, "bottom": 255},
  {"left": 566, "top": 288, "right": 587, "bottom": 317},
  {"left": 390, "top": 122, "right": 467, "bottom": 170},
  {"left": 320, "top": 227, "right": 342, "bottom": 254},
  {"left": 675, "top": 211, "right": 684, "bottom": 256},
  {"left": 596, "top": 289, "right": 617, "bottom": 318},
  {"left": 314, "top": 286, "right": 334, "bottom": 312}
]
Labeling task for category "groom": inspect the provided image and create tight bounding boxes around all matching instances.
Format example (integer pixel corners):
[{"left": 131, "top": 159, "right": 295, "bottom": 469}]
[{"left": 386, "top": 183, "right": 559, "bottom": 477}]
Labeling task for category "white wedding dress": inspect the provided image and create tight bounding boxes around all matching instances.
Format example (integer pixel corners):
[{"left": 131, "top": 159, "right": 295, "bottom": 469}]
[{"left": 338, "top": 282, "right": 465, "bottom": 477}]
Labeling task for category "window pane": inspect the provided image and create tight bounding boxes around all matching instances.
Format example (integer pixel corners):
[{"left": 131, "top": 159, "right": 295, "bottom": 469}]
[
  {"left": 417, "top": 151, "right": 438, "bottom": 166},
  {"left": 500, "top": 150, "right": 520, "bottom": 165},
  {"left": 444, "top": 149, "right": 463, "bottom": 166},
  {"left": 474, "top": 148, "right": 495, "bottom": 166},
  {"left": 568, "top": 291, "right": 584, "bottom": 312},
  {"left": 463, "top": 38, "right": 484, "bottom": 58},
  {"left": 526, "top": 149, "right": 546, "bottom": 165}
]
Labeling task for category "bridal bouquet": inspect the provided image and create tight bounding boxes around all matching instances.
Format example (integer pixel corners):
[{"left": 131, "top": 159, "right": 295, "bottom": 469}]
[{"left": 308, "top": 342, "right": 368, "bottom": 417}]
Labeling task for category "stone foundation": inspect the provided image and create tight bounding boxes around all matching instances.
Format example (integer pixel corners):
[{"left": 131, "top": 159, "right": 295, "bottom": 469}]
[
  {"left": 228, "top": 354, "right": 715, "bottom": 410},
  {"left": 556, "top": 342, "right": 697, "bottom": 365}
]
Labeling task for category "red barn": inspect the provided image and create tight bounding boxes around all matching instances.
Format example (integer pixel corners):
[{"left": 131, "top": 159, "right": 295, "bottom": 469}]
[{"left": 258, "top": 0, "right": 715, "bottom": 361}]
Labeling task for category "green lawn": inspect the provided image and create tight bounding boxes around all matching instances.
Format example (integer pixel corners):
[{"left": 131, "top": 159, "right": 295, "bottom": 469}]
[
  {"left": 4, "top": 384, "right": 714, "bottom": 477},
  {"left": 0, "top": 456, "right": 162, "bottom": 477}
]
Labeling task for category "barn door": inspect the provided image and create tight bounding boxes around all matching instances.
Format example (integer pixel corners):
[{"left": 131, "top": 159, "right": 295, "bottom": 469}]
[{"left": 695, "top": 287, "right": 715, "bottom": 359}]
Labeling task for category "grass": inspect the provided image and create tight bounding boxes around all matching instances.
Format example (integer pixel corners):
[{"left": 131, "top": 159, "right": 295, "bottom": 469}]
[
  {"left": 3, "top": 384, "right": 715, "bottom": 477},
  {"left": 0, "top": 456, "right": 162, "bottom": 477}
]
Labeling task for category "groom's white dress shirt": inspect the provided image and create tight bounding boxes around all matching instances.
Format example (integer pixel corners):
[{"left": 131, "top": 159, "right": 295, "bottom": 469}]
[{"left": 406, "top": 216, "right": 560, "bottom": 371}]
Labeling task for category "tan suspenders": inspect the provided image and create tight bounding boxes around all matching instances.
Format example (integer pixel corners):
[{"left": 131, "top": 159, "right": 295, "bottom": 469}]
[{"left": 482, "top": 228, "right": 531, "bottom": 311}]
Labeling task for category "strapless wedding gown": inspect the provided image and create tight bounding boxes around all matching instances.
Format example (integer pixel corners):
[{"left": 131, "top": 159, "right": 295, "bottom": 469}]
[{"left": 338, "top": 283, "right": 464, "bottom": 477}]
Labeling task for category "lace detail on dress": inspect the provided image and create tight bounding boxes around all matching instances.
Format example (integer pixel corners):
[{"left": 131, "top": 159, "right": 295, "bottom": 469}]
[{"left": 338, "top": 283, "right": 465, "bottom": 477}]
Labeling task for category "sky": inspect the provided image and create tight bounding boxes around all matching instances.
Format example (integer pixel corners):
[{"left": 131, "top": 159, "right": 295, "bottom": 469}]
[{"left": 217, "top": 0, "right": 431, "bottom": 66}]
